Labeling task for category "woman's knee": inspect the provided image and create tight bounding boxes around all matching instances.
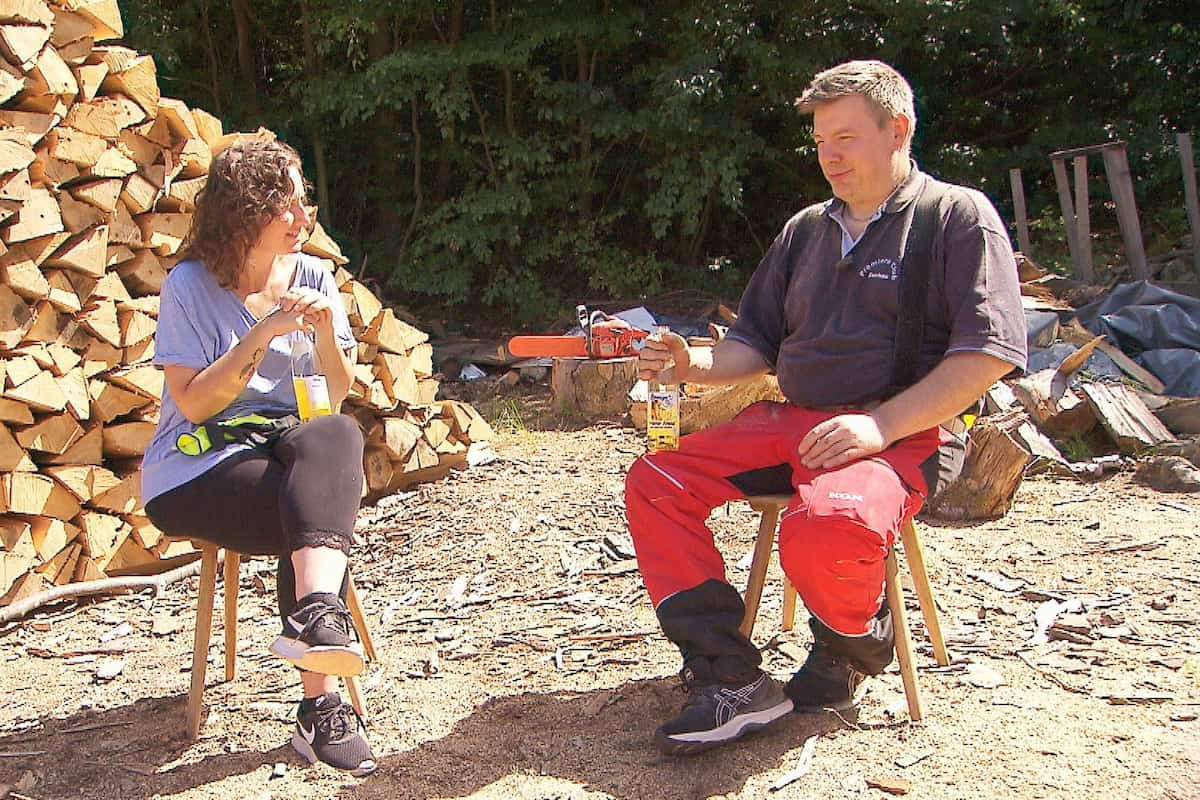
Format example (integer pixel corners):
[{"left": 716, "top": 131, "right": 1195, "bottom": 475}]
[{"left": 287, "top": 414, "right": 364, "bottom": 461}]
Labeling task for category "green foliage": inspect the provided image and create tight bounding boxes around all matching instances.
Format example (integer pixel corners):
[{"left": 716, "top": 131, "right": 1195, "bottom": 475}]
[{"left": 122, "top": 0, "right": 1200, "bottom": 328}]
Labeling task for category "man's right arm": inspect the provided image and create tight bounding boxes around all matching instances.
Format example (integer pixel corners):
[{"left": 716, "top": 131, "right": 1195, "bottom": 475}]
[{"left": 637, "top": 334, "right": 771, "bottom": 386}]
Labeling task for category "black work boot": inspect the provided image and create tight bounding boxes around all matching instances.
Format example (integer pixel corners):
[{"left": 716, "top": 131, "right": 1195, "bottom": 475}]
[{"left": 784, "top": 642, "right": 867, "bottom": 713}]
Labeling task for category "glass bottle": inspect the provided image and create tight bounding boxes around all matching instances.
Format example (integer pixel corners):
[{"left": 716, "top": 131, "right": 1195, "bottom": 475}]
[
  {"left": 646, "top": 325, "right": 680, "bottom": 452},
  {"left": 290, "top": 331, "right": 332, "bottom": 421}
]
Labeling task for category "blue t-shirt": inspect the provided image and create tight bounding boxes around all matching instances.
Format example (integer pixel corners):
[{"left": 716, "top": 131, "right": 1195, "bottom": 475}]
[{"left": 140, "top": 255, "right": 355, "bottom": 504}]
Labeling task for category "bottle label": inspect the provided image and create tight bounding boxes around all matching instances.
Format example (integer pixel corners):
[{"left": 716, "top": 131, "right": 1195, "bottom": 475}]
[
  {"left": 293, "top": 375, "right": 332, "bottom": 421},
  {"left": 647, "top": 387, "right": 680, "bottom": 452}
]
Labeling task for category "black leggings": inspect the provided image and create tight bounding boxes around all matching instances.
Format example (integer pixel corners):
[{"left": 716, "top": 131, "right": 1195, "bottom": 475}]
[{"left": 145, "top": 414, "right": 364, "bottom": 626}]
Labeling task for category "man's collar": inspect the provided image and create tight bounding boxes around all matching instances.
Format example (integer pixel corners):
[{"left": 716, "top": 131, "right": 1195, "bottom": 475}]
[
  {"left": 884, "top": 161, "right": 926, "bottom": 213},
  {"left": 823, "top": 160, "right": 926, "bottom": 219}
]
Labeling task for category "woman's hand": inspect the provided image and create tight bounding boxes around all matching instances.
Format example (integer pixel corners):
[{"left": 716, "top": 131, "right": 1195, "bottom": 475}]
[
  {"left": 257, "top": 288, "right": 336, "bottom": 339},
  {"left": 278, "top": 287, "right": 336, "bottom": 334}
]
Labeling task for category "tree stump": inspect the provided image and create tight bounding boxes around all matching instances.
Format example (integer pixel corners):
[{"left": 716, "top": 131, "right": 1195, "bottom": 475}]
[
  {"left": 925, "top": 410, "right": 1033, "bottom": 521},
  {"left": 551, "top": 357, "right": 638, "bottom": 417}
]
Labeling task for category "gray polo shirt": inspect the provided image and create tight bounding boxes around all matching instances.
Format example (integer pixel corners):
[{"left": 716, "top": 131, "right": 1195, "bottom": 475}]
[
  {"left": 140, "top": 254, "right": 355, "bottom": 505},
  {"left": 728, "top": 167, "right": 1027, "bottom": 408}
]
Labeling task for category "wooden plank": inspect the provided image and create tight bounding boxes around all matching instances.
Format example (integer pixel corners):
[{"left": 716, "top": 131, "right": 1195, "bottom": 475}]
[
  {"left": 1080, "top": 382, "right": 1175, "bottom": 453},
  {"left": 1050, "top": 157, "right": 1086, "bottom": 281},
  {"left": 1100, "top": 145, "right": 1149, "bottom": 280},
  {"left": 1073, "top": 155, "right": 1092, "bottom": 279},
  {"left": 1178, "top": 132, "right": 1200, "bottom": 280}
]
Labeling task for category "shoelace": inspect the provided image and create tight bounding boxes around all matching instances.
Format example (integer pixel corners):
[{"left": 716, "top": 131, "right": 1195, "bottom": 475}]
[
  {"left": 297, "top": 603, "right": 354, "bottom": 639},
  {"left": 312, "top": 701, "right": 364, "bottom": 744}
]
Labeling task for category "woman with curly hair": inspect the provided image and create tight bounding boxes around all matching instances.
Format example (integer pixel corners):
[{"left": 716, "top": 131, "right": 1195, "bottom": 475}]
[{"left": 140, "top": 137, "right": 375, "bottom": 776}]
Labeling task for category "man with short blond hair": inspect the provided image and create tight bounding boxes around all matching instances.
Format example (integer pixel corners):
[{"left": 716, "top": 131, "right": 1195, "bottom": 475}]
[{"left": 626, "top": 60, "right": 1026, "bottom": 755}]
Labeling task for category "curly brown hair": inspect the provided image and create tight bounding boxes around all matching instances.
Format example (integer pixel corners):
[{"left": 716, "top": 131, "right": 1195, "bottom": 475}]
[{"left": 179, "top": 138, "right": 305, "bottom": 288}]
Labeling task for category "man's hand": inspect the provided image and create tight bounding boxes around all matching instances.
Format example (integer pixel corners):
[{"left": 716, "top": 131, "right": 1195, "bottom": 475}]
[
  {"left": 637, "top": 331, "right": 690, "bottom": 383},
  {"left": 796, "top": 413, "right": 892, "bottom": 470}
]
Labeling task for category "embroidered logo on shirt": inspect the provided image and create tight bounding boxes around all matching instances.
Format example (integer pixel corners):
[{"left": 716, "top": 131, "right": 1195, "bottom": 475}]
[
  {"left": 858, "top": 258, "right": 899, "bottom": 281},
  {"left": 828, "top": 491, "right": 865, "bottom": 503}
]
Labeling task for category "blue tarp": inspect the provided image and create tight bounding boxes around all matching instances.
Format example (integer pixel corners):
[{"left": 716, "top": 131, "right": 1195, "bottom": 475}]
[{"left": 1074, "top": 281, "right": 1200, "bottom": 396}]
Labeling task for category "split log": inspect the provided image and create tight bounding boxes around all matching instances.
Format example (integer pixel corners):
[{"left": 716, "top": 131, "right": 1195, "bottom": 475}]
[
  {"left": 1011, "top": 368, "right": 1096, "bottom": 438},
  {"left": 925, "top": 410, "right": 1032, "bottom": 522},
  {"left": 630, "top": 374, "right": 784, "bottom": 434},
  {"left": 1080, "top": 382, "right": 1176, "bottom": 453}
]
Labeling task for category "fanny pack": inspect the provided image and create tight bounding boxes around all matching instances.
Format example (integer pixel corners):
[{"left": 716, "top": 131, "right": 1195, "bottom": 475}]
[{"left": 175, "top": 414, "right": 300, "bottom": 456}]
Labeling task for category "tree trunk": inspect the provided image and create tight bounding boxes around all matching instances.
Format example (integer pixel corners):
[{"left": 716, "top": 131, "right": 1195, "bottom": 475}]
[
  {"left": 199, "top": 0, "right": 223, "bottom": 116},
  {"left": 432, "top": 0, "right": 464, "bottom": 206},
  {"left": 368, "top": 16, "right": 401, "bottom": 240},
  {"left": 231, "top": 0, "right": 260, "bottom": 117},
  {"left": 299, "top": 0, "right": 330, "bottom": 225}
]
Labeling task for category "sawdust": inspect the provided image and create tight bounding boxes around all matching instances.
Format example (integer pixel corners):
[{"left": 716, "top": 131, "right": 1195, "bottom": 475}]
[{"left": 0, "top": 410, "right": 1197, "bottom": 799}]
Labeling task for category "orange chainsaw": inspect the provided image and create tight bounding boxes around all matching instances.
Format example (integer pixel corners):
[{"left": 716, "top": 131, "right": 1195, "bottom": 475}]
[{"left": 508, "top": 305, "right": 649, "bottom": 359}]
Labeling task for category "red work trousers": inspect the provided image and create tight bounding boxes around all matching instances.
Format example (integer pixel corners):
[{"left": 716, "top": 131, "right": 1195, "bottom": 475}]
[{"left": 625, "top": 401, "right": 941, "bottom": 637}]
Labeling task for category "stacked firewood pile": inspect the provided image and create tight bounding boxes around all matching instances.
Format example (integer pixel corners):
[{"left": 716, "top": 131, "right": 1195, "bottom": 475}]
[{"left": 0, "top": 0, "right": 492, "bottom": 605}]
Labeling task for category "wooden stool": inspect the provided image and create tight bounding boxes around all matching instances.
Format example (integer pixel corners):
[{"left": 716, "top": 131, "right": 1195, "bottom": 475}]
[
  {"left": 184, "top": 544, "right": 379, "bottom": 739},
  {"left": 740, "top": 495, "right": 950, "bottom": 721}
]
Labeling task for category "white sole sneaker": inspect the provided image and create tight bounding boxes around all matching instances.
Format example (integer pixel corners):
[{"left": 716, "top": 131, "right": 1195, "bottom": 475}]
[
  {"left": 291, "top": 729, "right": 377, "bottom": 777},
  {"left": 655, "top": 697, "right": 794, "bottom": 755},
  {"left": 271, "top": 636, "right": 365, "bottom": 676}
]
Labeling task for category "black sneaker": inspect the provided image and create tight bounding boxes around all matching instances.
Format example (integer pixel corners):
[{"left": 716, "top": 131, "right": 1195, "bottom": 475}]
[
  {"left": 785, "top": 644, "right": 868, "bottom": 713},
  {"left": 293, "top": 692, "right": 376, "bottom": 776},
  {"left": 654, "top": 662, "right": 793, "bottom": 756},
  {"left": 270, "top": 592, "right": 365, "bottom": 676}
]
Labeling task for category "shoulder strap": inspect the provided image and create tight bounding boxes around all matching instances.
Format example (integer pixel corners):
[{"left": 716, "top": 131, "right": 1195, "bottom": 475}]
[
  {"left": 888, "top": 179, "right": 948, "bottom": 396},
  {"left": 784, "top": 206, "right": 828, "bottom": 286}
]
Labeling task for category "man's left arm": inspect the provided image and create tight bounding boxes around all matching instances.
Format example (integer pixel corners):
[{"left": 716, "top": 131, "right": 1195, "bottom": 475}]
[{"left": 797, "top": 352, "right": 1012, "bottom": 470}]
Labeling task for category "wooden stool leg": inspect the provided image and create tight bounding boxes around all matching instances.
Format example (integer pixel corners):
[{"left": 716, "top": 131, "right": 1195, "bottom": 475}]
[
  {"left": 345, "top": 676, "right": 367, "bottom": 722},
  {"left": 223, "top": 552, "right": 240, "bottom": 682},
  {"left": 885, "top": 548, "right": 923, "bottom": 722},
  {"left": 740, "top": 505, "right": 782, "bottom": 638},
  {"left": 187, "top": 548, "right": 220, "bottom": 740},
  {"left": 782, "top": 579, "right": 797, "bottom": 632},
  {"left": 345, "top": 576, "right": 377, "bottom": 663},
  {"left": 899, "top": 519, "right": 950, "bottom": 667}
]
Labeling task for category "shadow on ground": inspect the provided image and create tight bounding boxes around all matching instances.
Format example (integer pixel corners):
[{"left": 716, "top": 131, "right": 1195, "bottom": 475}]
[{"left": 342, "top": 677, "right": 841, "bottom": 800}]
